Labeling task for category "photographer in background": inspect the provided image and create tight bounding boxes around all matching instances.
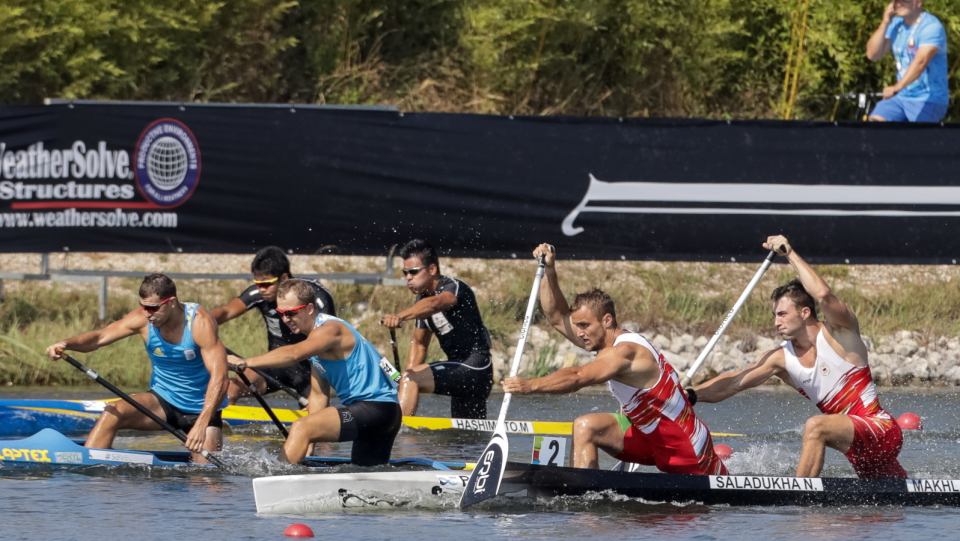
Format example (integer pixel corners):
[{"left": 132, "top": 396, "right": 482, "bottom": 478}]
[{"left": 866, "top": 0, "right": 948, "bottom": 122}]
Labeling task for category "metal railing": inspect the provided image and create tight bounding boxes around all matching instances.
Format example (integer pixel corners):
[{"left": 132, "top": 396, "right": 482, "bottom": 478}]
[{"left": 0, "top": 252, "right": 405, "bottom": 320}]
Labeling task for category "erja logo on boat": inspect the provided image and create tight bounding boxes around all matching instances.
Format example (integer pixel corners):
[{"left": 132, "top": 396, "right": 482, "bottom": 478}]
[{"left": 0, "top": 118, "right": 201, "bottom": 209}]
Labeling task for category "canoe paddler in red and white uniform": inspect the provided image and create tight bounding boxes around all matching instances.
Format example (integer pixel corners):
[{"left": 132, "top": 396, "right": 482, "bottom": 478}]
[
  {"left": 501, "top": 244, "right": 727, "bottom": 475},
  {"left": 693, "top": 235, "right": 906, "bottom": 479}
]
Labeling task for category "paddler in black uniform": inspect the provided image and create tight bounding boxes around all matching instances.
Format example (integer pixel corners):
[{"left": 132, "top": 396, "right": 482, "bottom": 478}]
[
  {"left": 211, "top": 246, "right": 336, "bottom": 404},
  {"left": 380, "top": 239, "right": 493, "bottom": 419}
]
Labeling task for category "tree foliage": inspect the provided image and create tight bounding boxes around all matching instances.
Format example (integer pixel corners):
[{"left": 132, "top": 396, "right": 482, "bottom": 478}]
[{"left": 2, "top": 0, "right": 960, "bottom": 120}]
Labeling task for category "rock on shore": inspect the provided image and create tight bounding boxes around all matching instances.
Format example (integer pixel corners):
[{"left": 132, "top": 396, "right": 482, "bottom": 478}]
[{"left": 500, "top": 324, "right": 960, "bottom": 387}]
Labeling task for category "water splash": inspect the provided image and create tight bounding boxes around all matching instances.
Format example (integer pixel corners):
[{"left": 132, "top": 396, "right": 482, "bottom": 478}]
[{"left": 723, "top": 442, "right": 799, "bottom": 476}]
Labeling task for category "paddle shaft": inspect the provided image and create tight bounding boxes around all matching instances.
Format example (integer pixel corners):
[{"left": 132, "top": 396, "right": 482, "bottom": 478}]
[
  {"left": 680, "top": 249, "right": 778, "bottom": 387},
  {"left": 232, "top": 368, "right": 289, "bottom": 438},
  {"left": 389, "top": 328, "right": 401, "bottom": 371},
  {"left": 497, "top": 256, "right": 548, "bottom": 425},
  {"left": 460, "top": 254, "right": 547, "bottom": 508},
  {"left": 226, "top": 348, "right": 309, "bottom": 407},
  {"left": 60, "top": 353, "right": 226, "bottom": 468}
]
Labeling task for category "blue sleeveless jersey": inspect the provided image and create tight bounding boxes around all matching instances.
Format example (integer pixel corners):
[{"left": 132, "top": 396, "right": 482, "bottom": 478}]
[
  {"left": 146, "top": 303, "right": 226, "bottom": 414},
  {"left": 309, "top": 314, "right": 398, "bottom": 405}
]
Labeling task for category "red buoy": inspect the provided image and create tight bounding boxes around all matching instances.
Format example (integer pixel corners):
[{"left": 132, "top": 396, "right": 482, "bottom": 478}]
[
  {"left": 284, "top": 524, "right": 315, "bottom": 538},
  {"left": 897, "top": 413, "right": 922, "bottom": 430},
  {"left": 714, "top": 444, "right": 734, "bottom": 460}
]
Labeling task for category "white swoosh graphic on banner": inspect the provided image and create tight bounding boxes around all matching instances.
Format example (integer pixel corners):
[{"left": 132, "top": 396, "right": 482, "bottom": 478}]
[{"left": 562, "top": 174, "right": 960, "bottom": 236}]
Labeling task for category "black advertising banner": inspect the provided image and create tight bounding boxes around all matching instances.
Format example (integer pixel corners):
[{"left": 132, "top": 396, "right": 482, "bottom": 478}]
[{"left": 2, "top": 102, "right": 960, "bottom": 263}]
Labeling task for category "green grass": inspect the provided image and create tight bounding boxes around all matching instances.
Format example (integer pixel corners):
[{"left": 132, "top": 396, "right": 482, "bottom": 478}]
[{"left": 3, "top": 259, "right": 960, "bottom": 386}]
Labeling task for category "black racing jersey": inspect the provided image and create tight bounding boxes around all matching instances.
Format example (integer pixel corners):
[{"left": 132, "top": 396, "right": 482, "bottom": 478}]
[
  {"left": 237, "top": 279, "right": 336, "bottom": 350},
  {"left": 415, "top": 276, "right": 491, "bottom": 360}
]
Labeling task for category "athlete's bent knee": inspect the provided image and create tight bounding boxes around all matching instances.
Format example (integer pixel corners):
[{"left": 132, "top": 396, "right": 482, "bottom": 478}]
[
  {"left": 573, "top": 416, "right": 604, "bottom": 442},
  {"left": 288, "top": 418, "right": 311, "bottom": 442},
  {"left": 803, "top": 416, "right": 829, "bottom": 442}
]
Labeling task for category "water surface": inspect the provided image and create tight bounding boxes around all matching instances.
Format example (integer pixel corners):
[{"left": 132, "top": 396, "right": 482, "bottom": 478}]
[{"left": 3, "top": 387, "right": 960, "bottom": 540}]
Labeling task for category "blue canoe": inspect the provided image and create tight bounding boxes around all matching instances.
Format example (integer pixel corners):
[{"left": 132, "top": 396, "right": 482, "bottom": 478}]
[
  {"left": 0, "top": 428, "right": 468, "bottom": 470},
  {"left": 0, "top": 398, "right": 313, "bottom": 436}
]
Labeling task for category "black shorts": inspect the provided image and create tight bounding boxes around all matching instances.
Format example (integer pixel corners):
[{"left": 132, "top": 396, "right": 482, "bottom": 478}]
[
  {"left": 147, "top": 390, "right": 223, "bottom": 432},
  {"left": 430, "top": 351, "right": 493, "bottom": 419},
  {"left": 260, "top": 360, "right": 313, "bottom": 397},
  {"left": 336, "top": 401, "right": 402, "bottom": 466}
]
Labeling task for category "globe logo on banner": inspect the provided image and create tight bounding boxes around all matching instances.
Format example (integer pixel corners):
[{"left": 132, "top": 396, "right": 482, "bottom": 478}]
[{"left": 134, "top": 119, "right": 201, "bottom": 207}]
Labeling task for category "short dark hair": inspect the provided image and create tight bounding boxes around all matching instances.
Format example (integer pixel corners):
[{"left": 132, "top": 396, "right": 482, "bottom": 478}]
[
  {"left": 771, "top": 278, "right": 817, "bottom": 318},
  {"left": 277, "top": 279, "right": 317, "bottom": 306},
  {"left": 251, "top": 246, "right": 291, "bottom": 278},
  {"left": 570, "top": 288, "right": 617, "bottom": 324},
  {"left": 399, "top": 239, "right": 439, "bottom": 270},
  {"left": 139, "top": 274, "right": 177, "bottom": 299}
]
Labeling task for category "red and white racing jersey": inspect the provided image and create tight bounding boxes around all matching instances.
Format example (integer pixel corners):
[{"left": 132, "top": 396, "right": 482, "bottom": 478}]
[
  {"left": 606, "top": 332, "right": 719, "bottom": 471},
  {"left": 782, "top": 329, "right": 890, "bottom": 419}
]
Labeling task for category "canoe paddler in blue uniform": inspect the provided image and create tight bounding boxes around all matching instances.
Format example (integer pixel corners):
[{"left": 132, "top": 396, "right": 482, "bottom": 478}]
[
  {"left": 45, "top": 274, "right": 228, "bottom": 464},
  {"left": 232, "top": 279, "right": 401, "bottom": 466}
]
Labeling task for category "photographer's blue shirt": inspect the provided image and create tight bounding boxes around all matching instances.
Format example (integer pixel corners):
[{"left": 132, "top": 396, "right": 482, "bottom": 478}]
[{"left": 886, "top": 13, "right": 949, "bottom": 104}]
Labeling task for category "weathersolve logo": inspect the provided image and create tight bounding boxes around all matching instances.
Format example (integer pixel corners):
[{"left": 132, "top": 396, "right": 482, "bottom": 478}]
[
  {"left": 0, "top": 118, "right": 201, "bottom": 230},
  {"left": 134, "top": 119, "right": 201, "bottom": 207}
]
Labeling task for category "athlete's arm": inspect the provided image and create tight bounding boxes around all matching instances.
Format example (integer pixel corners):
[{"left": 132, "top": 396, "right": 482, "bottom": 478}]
[
  {"left": 533, "top": 243, "right": 584, "bottom": 348},
  {"left": 45, "top": 308, "right": 145, "bottom": 359},
  {"left": 307, "top": 371, "right": 331, "bottom": 413},
  {"left": 693, "top": 349, "right": 787, "bottom": 403},
  {"left": 884, "top": 45, "right": 939, "bottom": 97},
  {"left": 210, "top": 298, "right": 248, "bottom": 325},
  {"left": 303, "top": 371, "right": 331, "bottom": 456},
  {"left": 502, "top": 346, "right": 631, "bottom": 394},
  {"left": 186, "top": 306, "right": 229, "bottom": 453},
  {"left": 240, "top": 322, "right": 347, "bottom": 369},
  {"left": 406, "top": 327, "right": 432, "bottom": 369},
  {"left": 766, "top": 236, "right": 860, "bottom": 332},
  {"left": 866, "top": 2, "right": 894, "bottom": 61},
  {"left": 381, "top": 292, "right": 458, "bottom": 328}
]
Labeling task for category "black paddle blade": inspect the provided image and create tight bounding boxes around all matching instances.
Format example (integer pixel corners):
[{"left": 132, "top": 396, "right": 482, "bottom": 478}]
[{"left": 459, "top": 431, "right": 507, "bottom": 508}]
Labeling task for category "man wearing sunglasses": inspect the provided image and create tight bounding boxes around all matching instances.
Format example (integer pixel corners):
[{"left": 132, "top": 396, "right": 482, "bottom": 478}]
[
  {"left": 45, "top": 274, "right": 228, "bottom": 463},
  {"left": 231, "top": 279, "right": 401, "bottom": 465},
  {"left": 212, "top": 246, "right": 336, "bottom": 405},
  {"left": 380, "top": 239, "right": 493, "bottom": 419}
]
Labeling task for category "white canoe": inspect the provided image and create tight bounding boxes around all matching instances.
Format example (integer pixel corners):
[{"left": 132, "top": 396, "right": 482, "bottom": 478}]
[{"left": 253, "top": 470, "right": 530, "bottom": 513}]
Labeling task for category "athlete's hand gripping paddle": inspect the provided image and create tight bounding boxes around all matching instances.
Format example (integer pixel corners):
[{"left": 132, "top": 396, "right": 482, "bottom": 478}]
[
  {"left": 460, "top": 250, "right": 549, "bottom": 508},
  {"left": 231, "top": 366, "right": 289, "bottom": 438},
  {"left": 59, "top": 352, "right": 227, "bottom": 468},
  {"left": 680, "top": 249, "right": 779, "bottom": 388}
]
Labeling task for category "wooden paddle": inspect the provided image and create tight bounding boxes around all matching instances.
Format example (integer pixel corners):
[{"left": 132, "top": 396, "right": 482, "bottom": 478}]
[
  {"left": 460, "top": 252, "right": 548, "bottom": 508},
  {"left": 59, "top": 352, "right": 226, "bottom": 468}
]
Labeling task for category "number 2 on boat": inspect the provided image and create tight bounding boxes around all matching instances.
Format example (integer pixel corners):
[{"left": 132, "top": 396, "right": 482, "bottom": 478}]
[{"left": 532, "top": 436, "right": 566, "bottom": 466}]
